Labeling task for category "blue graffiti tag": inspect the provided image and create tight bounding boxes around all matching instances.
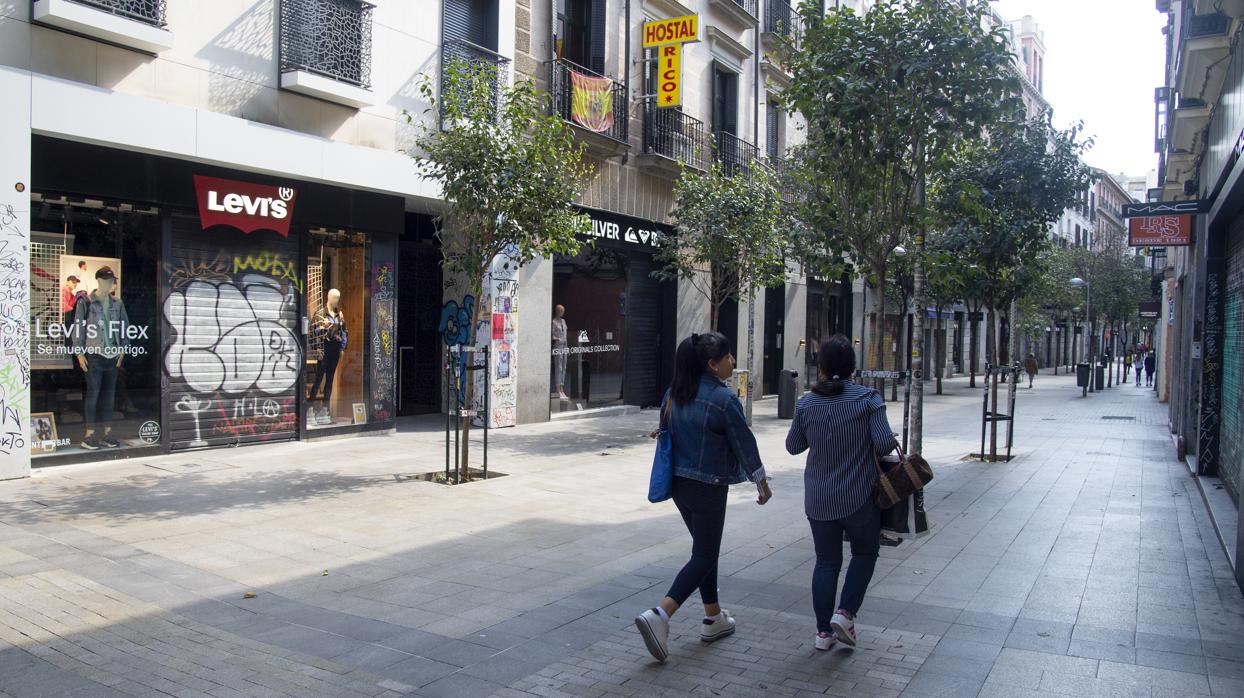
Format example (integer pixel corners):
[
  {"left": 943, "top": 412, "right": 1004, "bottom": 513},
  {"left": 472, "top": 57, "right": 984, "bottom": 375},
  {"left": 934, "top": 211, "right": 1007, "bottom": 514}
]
[{"left": 439, "top": 295, "right": 475, "bottom": 347}]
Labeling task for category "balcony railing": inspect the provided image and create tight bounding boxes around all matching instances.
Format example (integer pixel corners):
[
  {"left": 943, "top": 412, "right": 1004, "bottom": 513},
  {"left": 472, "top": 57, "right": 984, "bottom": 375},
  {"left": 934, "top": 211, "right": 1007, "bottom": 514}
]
[
  {"left": 440, "top": 38, "right": 511, "bottom": 124},
  {"left": 726, "top": 0, "right": 759, "bottom": 20},
  {"left": 714, "top": 131, "right": 761, "bottom": 178},
  {"left": 550, "top": 59, "right": 629, "bottom": 144},
  {"left": 279, "top": 0, "right": 374, "bottom": 88},
  {"left": 764, "top": 0, "right": 801, "bottom": 43},
  {"left": 1186, "top": 11, "right": 1230, "bottom": 39},
  {"left": 63, "top": 0, "right": 166, "bottom": 26},
  {"left": 642, "top": 98, "right": 711, "bottom": 171}
]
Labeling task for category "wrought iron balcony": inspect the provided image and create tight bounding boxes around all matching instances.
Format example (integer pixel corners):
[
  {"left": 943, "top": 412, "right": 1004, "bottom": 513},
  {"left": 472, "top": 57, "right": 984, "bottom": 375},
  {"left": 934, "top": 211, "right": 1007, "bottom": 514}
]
[
  {"left": 727, "top": 0, "right": 759, "bottom": 20},
  {"left": 764, "top": 0, "right": 801, "bottom": 43},
  {"left": 550, "top": 59, "right": 629, "bottom": 144},
  {"left": 641, "top": 98, "right": 711, "bottom": 171},
  {"left": 1186, "top": 11, "right": 1230, "bottom": 39},
  {"left": 62, "top": 0, "right": 166, "bottom": 26},
  {"left": 279, "top": 0, "right": 374, "bottom": 88},
  {"left": 714, "top": 131, "right": 761, "bottom": 178},
  {"left": 440, "top": 38, "right": 511, "bottom": 124}
]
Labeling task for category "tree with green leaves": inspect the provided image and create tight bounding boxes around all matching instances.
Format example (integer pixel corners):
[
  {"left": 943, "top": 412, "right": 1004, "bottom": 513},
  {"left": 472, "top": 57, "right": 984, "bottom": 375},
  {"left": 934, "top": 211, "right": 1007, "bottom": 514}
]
[
  {"left": 923, "top": 244, "right": 970, "bottom": 394},
  {"left": 786, "top": 0, "right": 1016, "bottom": 431},
  {"left": 654, "top": 164, "right": 788, "bottom": 332},
  {"left": 410, "top": 59, "right": 594, "bottom": 480},
  {"left": 934, "top": 112, "right": 1094, "bottom": 459}
]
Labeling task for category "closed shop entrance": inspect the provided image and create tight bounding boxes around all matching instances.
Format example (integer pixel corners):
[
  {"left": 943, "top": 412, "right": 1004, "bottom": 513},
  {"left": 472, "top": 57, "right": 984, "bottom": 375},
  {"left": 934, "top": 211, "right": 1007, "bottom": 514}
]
[{"left": 165, "top": 210, "right": 302, "bottom": 448}]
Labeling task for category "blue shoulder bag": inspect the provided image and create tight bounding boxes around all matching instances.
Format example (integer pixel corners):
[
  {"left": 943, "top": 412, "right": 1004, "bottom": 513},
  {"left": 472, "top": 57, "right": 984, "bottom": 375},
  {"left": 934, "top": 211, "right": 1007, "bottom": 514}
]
[{"left": 647, "top": 401, "right": 674, "bottom": 503}]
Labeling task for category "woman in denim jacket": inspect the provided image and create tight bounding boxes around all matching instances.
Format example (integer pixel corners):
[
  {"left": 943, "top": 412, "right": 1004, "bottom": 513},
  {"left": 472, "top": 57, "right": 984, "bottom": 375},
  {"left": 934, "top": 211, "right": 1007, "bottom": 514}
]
[{"left": 635, "top": 332, "right": 771, "bottom": 663}]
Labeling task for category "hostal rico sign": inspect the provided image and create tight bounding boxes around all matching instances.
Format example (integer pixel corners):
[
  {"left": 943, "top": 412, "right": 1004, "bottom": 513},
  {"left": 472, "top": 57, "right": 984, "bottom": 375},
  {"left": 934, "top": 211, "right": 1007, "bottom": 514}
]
[{"left": 193, "top": 175, "right": 298, "bottom": 237}]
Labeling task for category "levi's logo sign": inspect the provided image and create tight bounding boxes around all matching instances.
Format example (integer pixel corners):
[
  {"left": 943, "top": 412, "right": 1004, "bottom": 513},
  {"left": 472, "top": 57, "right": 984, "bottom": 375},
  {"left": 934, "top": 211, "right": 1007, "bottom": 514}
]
[{"left": 193, "top": 175, "right": 297, "bottom": 237}]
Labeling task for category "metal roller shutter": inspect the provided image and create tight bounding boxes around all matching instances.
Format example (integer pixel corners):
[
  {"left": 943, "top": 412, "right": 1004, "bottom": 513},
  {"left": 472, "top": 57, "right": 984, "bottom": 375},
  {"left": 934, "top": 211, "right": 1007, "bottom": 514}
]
[
  {"left": 1221, "top": 218, "right": 1244, "bottom": 503},
  {"left": 624, "top": 252, "right": 662, "bottom": 407},
  {"left": 163, "top": 214, "right": 302, "bottom": 449}
]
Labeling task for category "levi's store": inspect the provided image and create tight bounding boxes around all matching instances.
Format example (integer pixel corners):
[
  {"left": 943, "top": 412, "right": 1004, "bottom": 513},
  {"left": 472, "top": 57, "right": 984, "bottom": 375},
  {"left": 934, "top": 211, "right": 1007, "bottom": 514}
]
[
  {"left": 551, "top": 206, "right": 675, "bottom": 413},
  {"left": 27, "top": 137, "right": 400, "bottom": 465}
]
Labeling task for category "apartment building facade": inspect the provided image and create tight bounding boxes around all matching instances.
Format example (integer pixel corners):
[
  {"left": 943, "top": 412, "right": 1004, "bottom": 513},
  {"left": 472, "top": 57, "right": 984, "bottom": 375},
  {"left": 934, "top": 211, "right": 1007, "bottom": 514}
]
[
  {"left": 1153, "top": 0, "right": 1243, "bottom": 589},
  {"left": 0, "top": 0, "right": 825, "bottom": 479}
]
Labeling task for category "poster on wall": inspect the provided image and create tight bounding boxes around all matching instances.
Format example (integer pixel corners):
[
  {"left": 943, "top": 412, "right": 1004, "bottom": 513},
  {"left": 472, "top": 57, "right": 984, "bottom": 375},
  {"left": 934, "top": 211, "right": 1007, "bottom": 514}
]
[
  {"left": 472, "top": 246, "right": 520, "bottom": 428},
  {"left": 31, "top": 254, "right": 123, "bottom": 368}
]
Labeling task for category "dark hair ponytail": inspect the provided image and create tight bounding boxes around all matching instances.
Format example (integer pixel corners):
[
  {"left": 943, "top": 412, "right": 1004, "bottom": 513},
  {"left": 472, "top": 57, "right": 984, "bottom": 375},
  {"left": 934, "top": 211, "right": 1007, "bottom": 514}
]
[
  {"left": 811, "top": 334, "right": 856, "bottom": 397},
  {"left": 670, "top": 332, "right": 732, "bottom": 405}
]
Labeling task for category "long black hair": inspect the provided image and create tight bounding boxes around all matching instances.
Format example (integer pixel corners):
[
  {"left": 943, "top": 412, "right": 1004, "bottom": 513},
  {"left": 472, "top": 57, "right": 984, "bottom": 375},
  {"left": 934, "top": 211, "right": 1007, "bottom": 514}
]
[
  {"left": 812, "top": 334, "right": 856, "bottom": 397},
  {"left": 670, "top": 332, "right": 732, "bottom": 406}
]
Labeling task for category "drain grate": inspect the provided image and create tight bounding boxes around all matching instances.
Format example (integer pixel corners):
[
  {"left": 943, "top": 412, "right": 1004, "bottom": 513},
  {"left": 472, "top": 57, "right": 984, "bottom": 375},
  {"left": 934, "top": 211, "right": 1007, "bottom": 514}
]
[{"left": 1101, "top": 416, "right": 1135, "bottom": 421}]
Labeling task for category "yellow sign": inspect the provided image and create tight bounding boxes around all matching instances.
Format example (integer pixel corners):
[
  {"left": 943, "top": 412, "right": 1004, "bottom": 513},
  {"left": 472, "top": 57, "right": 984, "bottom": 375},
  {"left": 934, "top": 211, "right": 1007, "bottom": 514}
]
[
  {"left": 643, "top": 15, "right": 700, "bottom": 48},
  {"left": 656, "top": 44, "right": 682, "bottom": 108}
]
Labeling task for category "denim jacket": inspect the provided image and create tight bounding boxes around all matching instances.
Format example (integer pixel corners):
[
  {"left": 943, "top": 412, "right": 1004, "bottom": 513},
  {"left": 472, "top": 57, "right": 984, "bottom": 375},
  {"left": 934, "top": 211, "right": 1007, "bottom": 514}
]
[
  {"left": 660, "top": 375, "right": 766, "bottom": 486},
  {"left": 72, "top": 290, "right": 130, "bottom": 361}
]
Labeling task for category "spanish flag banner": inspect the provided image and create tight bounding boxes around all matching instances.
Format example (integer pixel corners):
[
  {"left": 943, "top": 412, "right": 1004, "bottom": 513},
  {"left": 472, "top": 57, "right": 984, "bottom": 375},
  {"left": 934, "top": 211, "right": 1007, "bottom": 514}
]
[{"left": 570, "top": 70, "right": 614, "bottom": 133}]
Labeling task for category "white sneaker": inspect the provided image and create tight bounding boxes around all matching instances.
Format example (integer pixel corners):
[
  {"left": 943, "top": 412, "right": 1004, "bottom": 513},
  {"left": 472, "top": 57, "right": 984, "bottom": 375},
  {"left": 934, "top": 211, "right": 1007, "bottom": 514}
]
[
  {"left": 635, "top": 608, "right": 669, "bottom": 662},
  {"left": 815, "top": 631, "right": 836, "bottom": 651},
  {"left": 700, "top": 609, "right": 735, "bottom": 643},
  {"left": 831, "top": 610, "right": 857, "bottom": 647}
]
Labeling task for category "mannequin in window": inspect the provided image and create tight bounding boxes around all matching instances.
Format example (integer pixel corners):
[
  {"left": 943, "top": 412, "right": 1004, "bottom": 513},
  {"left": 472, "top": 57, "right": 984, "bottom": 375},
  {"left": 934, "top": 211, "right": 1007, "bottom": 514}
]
[
  {"left": 73, "top": 266, "right": 128, "bottom": 450},
  {"left": 308, "top": 288, "right": 347, "bottom": 425},
  {"left": 552, "top": 304, "right": 569, "bottom": 399}
]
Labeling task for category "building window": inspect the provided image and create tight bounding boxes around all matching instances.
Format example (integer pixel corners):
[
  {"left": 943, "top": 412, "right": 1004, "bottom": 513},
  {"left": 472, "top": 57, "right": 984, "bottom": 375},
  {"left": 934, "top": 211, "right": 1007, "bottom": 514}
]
[
  {"left": 304, "top": 230, "right": 374, "bottom": 430},
  {"left": 279, "top": 0, "right": 375, "bottom": 88}
]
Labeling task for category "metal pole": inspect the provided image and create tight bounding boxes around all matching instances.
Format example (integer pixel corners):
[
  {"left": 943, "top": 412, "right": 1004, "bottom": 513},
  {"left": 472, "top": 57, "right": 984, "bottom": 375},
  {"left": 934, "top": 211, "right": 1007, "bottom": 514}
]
[
  {"left": 911, "top": 204, "right": 926, "bottom": 456},
  {"left": 980, "top": 364, "right": 989, "bottom": 460},
  {"left": 445, "top": 347, "right": 450, "bottom": 482},
  {"left": 1087, "top": 283, "right": 1094, "bottom": 393},
  {"left": 746, "top": 284, "right": 755, "bottom": 425},
  {"left": 483, "top": 346, "right": 489, "bottom": 480}
]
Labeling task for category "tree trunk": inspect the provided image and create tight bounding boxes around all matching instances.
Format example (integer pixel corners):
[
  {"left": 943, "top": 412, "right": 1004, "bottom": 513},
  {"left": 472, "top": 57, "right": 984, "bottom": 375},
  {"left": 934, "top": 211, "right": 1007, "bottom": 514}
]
[
  {"left": 935, "top": 315, "right": 944, "bottom": 395},
  {"left": 873, "top": 265, "right": 887, "bottom": 397},
  {"left": 457, "top": 280, "right": 487, "bottom": 482},
  {"left": 968, "top": 305, "right": 979, "bottom": 388},
  {"left": 987, "top": 304, "right": 998, "bottom": 460}
]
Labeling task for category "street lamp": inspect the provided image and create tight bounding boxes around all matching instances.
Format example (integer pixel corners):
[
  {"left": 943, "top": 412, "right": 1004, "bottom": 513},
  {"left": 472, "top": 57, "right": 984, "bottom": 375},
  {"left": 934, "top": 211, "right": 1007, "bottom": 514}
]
[{"left": 1070, "top": 277, "right": 1092, "bottom": 395}]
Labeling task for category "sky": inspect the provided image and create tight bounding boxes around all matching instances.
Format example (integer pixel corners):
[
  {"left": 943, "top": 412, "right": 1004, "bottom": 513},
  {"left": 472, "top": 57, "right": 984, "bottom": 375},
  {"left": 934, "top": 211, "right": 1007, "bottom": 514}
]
[{"left": 990, "top": 0, "right": 1168, "bottom": 177}]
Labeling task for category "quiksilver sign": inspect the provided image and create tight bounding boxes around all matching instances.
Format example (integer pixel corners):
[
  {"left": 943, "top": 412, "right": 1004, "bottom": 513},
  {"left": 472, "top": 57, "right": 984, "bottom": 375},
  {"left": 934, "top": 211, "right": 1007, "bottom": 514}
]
[{"left": 193, "top": 175, "right": 298, "bottom": 237}]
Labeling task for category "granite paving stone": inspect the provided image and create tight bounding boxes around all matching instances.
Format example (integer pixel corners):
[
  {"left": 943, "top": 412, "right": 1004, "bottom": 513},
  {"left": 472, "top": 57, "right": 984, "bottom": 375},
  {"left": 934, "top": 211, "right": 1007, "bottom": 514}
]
[{"left": 0, "top": 373, "right": 1238, "bottom": 697}]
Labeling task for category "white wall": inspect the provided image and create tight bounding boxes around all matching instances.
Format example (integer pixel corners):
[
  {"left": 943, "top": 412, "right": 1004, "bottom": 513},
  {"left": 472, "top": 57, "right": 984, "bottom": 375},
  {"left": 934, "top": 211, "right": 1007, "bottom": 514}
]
[{"left": 0, "top": 66, "right": 32, "bottom": 481}]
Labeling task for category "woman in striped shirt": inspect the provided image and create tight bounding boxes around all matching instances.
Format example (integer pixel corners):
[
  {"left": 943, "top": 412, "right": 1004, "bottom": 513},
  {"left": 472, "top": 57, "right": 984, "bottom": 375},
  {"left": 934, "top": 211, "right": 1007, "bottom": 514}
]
[{"left": 786, "top": 334, "right": 898, "bottom": 651}]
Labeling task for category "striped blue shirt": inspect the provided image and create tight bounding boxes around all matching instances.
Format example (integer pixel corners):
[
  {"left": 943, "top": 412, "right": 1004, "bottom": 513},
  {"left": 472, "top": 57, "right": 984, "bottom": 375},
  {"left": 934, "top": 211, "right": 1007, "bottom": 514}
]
[{"left": 785, "top": 381, "right": 899, "bottom": 521}]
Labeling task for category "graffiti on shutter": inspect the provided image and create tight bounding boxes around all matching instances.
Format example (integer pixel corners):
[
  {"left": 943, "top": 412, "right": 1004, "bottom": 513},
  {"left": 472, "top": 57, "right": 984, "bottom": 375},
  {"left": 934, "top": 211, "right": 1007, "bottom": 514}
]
[{"left": 164, "top": 215, "right": 301, "bottom": 448}]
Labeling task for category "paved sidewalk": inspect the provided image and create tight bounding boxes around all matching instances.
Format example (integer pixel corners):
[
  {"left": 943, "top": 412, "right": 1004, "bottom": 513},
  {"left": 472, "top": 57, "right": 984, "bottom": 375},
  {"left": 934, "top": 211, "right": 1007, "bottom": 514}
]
[{"left": 0, "top": 373, "right": 1241, "bottom": 697}]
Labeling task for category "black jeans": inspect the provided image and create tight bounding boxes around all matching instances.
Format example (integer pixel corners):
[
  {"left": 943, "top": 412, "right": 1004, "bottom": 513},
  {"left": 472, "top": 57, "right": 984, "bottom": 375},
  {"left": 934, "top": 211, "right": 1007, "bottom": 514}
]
[
  {"left": 308, "top": 342, "right": 342, "bottom": 403},
  {"left": 666, "top": 476, "right": 729, "bottom": 606},
  {"left": 84, "top": 354, "right": 117, "bottom": 431},
  {"left": 809, "top": 500, "right": 881, "bottom": 632}
]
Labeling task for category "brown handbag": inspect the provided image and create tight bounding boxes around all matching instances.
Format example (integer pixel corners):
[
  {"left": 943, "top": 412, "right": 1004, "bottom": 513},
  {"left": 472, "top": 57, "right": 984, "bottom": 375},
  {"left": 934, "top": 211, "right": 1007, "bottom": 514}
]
[{"left": 873, "top": 452, "right": 934, "bottom": 510}]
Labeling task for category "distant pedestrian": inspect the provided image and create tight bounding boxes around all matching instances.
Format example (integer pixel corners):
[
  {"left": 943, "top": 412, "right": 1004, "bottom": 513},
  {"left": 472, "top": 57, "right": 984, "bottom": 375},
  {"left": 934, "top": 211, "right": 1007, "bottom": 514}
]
[
  {"left": 785, "top": 335, "right": 898, "bottom": 651},
  {"left": 635, "top": 332, "right": 771, "bottom": 664},
  {"left": 1123, "top": 351, "right": 1132, "bottom": 382},
  {"left": 1023, "top": 353, "right": 1038, "bottom": 388},
  {"left": 1144, "top": 352, "right": 1156, "bottom": 386},
  {"left": 1134, "top": 353, "right": 1144, "bottom": 386}
]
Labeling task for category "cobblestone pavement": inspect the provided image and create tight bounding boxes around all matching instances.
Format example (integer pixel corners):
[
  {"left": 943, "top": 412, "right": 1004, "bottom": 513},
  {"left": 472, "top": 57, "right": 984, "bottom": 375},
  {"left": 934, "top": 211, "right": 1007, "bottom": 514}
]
[{"left": 1, "top": 372, "right": 1241, "bottom": 697}]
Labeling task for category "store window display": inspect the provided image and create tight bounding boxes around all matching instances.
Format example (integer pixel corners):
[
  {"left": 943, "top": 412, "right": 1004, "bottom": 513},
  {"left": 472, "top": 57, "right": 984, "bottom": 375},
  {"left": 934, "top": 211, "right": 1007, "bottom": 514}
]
[
  {"left": 551, "top": 248, "right": 627, "bottom": 412},
  {"left": 28, "top": 195, "right": 161, "bottom": 456},
  {"left": 305, "top": 230, "right": 370, "bottom": 430}
]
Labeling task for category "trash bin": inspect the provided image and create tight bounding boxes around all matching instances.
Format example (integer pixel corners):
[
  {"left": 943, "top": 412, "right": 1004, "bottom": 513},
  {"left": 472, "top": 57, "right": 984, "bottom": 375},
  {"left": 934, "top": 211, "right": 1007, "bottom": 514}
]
[
  {"left": 778, "top": 369, "right": 799, "bottom": 420},
  {"left": 1094, "top": 364, "right": 1105, "bottom": 390},
  {"left": 1076, "top": 363, "right": 1090, "bottom": 388}
]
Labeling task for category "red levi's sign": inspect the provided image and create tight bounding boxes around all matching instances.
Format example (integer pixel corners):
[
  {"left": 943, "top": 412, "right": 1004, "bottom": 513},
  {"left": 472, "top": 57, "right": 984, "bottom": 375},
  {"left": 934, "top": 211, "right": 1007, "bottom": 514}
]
[{"left": 193, "top": 175, "right": 297, "bottom": 237}]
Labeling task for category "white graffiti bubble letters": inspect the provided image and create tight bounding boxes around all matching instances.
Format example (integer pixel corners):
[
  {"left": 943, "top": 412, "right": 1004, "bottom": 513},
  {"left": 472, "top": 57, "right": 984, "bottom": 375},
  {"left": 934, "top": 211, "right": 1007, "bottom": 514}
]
[{"left": 164, "top": 274, "right": 300, "bottom": 395}]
